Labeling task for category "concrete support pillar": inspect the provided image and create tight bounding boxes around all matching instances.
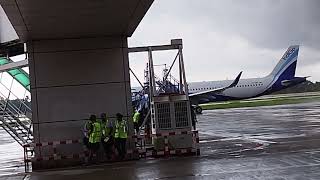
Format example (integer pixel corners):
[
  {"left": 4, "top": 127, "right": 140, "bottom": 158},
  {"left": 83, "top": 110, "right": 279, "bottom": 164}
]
[{"left": 28, "top": 37, "right": 133, "bottom": 169}]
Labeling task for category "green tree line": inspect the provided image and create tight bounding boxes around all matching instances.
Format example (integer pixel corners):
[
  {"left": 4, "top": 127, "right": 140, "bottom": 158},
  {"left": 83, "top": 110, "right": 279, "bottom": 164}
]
[{"left": 273, "top": 81, "right": 320, "bottom": 94}]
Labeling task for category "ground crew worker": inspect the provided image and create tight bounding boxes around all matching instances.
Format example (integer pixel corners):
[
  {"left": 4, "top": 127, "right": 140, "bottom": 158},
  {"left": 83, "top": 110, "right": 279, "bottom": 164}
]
[
  {"left": 190, "top": 105, "right": 197, "bottom": 130},
  {"left": 114, "top": 113, "right": 128, "bottom": 160},
  {"left": 100, "top": 113, "right": 114, "bottom": 160},
  {"left": 88, "top": 114, "right": 102, "bottom": 161},
  {"left": 133, "top": 109, "right": 140, "bottom": 134},
  {"left": 83, "top": 115, "right": 94, "bottom": 149},
  {"left": 99, "top": 113, "right": 107, "bottom": 138}
]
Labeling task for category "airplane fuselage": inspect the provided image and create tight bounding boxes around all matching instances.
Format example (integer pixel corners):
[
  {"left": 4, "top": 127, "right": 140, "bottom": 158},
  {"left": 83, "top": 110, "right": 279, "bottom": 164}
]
[
  {"left": 187, "top": 45, "right": 306, "bottom": 106},
  {"left": 188, "top": 76, "right": 274, "bottom": 103}
]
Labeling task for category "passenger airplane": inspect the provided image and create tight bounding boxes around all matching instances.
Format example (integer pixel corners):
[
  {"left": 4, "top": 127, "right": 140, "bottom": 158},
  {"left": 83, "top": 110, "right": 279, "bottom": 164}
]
[{"left": 188, "top": 45, "right": 308, "bottom": 113}]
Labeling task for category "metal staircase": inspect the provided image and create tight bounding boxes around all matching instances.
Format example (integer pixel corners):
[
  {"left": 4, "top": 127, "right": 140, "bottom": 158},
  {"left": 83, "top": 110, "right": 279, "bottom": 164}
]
[
  {"left": 0, "top": 63, "right": 33, "bottom": 146},
  {"left": 0, "top": 102, "right": 33, "bottom": 145}
]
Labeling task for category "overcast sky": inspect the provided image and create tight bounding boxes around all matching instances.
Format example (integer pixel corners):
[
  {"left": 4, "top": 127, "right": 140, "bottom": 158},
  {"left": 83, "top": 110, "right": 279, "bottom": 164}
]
[{"left": 128, "top": 0, "right": 320, "bottom": 86}]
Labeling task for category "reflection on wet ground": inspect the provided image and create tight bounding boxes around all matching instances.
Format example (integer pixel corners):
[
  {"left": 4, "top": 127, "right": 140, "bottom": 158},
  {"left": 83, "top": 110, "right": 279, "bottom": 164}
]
[
  {"left": 1, "top": 101, "right": 320, "bottom": 179},
  {"left": 199, "top": 102, "right": 320, "bottom": 159},
  {"left": 0, "top": 129, "right": 24, "bottom": 178}
]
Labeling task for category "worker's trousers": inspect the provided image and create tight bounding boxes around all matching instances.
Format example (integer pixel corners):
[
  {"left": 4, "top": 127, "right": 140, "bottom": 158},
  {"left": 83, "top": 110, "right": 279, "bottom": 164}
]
[{"left": 115, "top": 138, "right": 127, "bottom": 160}]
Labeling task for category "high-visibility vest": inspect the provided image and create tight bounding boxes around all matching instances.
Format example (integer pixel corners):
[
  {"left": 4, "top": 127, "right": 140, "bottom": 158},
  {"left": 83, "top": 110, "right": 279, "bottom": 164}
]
[
  {"left": 114, "top": 120, "right": 128, "bottom": 139},
  {"left": 102, "top": 119, "right": 112, "bottom": 137},
  {"left": 133, "top": 111, "right": 140, "bottom": 123},
  {"left": 89, "top": 122, "right": 102, "bottom": 143},
  {"left": 97, "top": 118, "right": 105, "bottom": 135}
]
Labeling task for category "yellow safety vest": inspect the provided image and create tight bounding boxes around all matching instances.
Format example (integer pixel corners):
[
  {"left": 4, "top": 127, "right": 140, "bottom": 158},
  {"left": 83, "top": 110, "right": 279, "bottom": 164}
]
[
  {"left": 133, "top": 111, "right": 140, "bottom": 123},
  {"left": 114, "top": 120, "right": 127, "bottom": 139},
  {"left": 89, "top": 122, "right": 102, "bottom": 143}
]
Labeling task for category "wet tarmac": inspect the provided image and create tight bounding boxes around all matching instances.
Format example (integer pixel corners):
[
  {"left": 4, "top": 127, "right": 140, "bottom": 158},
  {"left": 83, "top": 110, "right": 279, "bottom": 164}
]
[
  {"left": 0, "top": 129, "right": 24, "bottom": 178},
  {"left": 1, "top": 101, "right": 320, "bottom": 180},
  {"left": 199, "top": 101, "right": 320, "bottom": 158}
]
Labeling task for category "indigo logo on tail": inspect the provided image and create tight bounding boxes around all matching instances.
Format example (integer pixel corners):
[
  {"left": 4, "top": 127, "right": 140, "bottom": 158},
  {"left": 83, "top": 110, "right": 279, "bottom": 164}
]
[
  {"left": 282, "top": 47, "right": 296, "bottom": 61},
  {"left": 269, "top": 45, "right": 299, "bottom": 78},
  {"left": 267, "top": 45, "right": 300, "bottom": 90}
]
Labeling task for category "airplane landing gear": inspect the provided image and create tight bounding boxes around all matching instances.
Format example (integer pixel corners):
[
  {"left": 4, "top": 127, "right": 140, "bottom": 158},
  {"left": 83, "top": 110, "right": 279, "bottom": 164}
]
[{"left": 195, "top": 106, "right": 202, "bottom": 114}]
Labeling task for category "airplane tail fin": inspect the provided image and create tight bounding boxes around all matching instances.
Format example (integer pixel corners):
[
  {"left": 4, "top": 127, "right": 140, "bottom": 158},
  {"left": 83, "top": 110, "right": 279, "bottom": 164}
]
[{"left": 268, "top": 45, "right": 299, "bottom": 79}]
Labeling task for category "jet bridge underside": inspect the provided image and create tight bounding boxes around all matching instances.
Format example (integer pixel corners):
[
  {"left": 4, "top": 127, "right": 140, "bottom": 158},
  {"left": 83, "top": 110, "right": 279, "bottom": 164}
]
[
  {"left": 0, "top": 0, "right": 154, "bottom": 170},
  {"left": 0, "top": 0, "right": 154, "bottom": 41}
]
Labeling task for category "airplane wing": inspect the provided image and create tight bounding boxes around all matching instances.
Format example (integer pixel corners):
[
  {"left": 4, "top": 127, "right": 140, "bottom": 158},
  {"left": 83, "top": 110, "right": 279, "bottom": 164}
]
[{"left": 189, "top": 71, "right": 242, "bottom": 99}]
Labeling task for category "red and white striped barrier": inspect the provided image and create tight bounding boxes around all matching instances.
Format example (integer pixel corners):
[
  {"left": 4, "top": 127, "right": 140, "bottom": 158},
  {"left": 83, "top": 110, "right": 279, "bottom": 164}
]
[
  {"left": 135, "top": 130, "right": 200, "bottom": 158},
  {"left": 138, "top": 148, "right": 197, "bottom": 157},
  {"left": 32, "top": 151, "right": 89, "bottom": 162},
  {"left": 28, "top": 150, "right": 141, "bottom": 162},
  {"left": 23, "top": 139, "right": 83, "bottom": 148},
  {"left": 23, "top": 130, "right": 200, "bottom": 163},
  {"left": 136, "top": 130, "right": 195, "bottom": 138}
]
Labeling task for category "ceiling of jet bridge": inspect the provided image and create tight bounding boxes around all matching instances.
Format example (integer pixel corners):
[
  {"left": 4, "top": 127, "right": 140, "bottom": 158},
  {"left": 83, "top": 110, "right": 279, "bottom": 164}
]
[{"left": 0, "top": 0, "right": 154, "bottom": 41}]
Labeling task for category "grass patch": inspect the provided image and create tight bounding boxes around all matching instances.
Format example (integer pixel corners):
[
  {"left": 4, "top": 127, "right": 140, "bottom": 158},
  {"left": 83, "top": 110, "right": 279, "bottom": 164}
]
[{"left": 201, "top": 96, "right": 320, "bottom": 110}]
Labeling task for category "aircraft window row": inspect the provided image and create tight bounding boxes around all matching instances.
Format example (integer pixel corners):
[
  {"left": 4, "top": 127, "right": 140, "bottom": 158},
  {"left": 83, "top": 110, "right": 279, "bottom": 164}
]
[
  {"left": 236, "top": 83, "right": 263, "bottom": 87},
  {"left": 189, "top": 83, "right": 263, "bottom": 91},
  {"left": 190, "top": 87, "right": 219, "bottom": 91}
]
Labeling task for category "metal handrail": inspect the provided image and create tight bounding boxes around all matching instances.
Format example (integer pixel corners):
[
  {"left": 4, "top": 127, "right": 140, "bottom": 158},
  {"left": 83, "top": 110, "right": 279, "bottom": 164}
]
[
  {"left": 3, "top": 78, "right": 15, "bottom": 115},
  {"left": 0, "top": 104, "right": 32, "bottom": 135},
  {"left": 0, "top": 116, "right": 26, "bottom": 145},
  {"left": 0, "top": 92, "right": 29, "bottom": 118},
  {"left": 25, "top": 123, "right": 33, "bottom": 141},
  {"left": 0, "top": 103, "right": 33, "bottom": 137},
  {"left": 0, "top": 125, "right": 23, "bottom": 146},
  {"left": 138, "top": 109, "right": 151, "bottom": 134},
  {"left": 0, "top": 73, "right": 31, "bottom": 111},
  {"left": 0, "top": 78, "right": 31, "bottom": 112},
  {"left": 0, "top": 76, "right": 32, "bottom": 127},
  {"left": 0, "top": 71, "right": 33, "bottom": 147},
  {"left": 0, "top": 90, "right": 31, "bottom": 114},
  {"left": 23, "top": 145, "right": 33, "bottom": 172}
]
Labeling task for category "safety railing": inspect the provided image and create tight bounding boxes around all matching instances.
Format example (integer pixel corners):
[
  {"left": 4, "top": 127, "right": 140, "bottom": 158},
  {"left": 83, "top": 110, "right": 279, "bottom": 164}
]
[
  {"left": 0, "top": 71, "right": 33, "bottom": 146},
  {"left": 0, "top": 102, "right": 33, "bottom": 145},
  {"left": 0, "top": 74, "right": 31, "bottom": 115},
  {"left": 23, "top": 145, "right": 33, "bottom": 173}
]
